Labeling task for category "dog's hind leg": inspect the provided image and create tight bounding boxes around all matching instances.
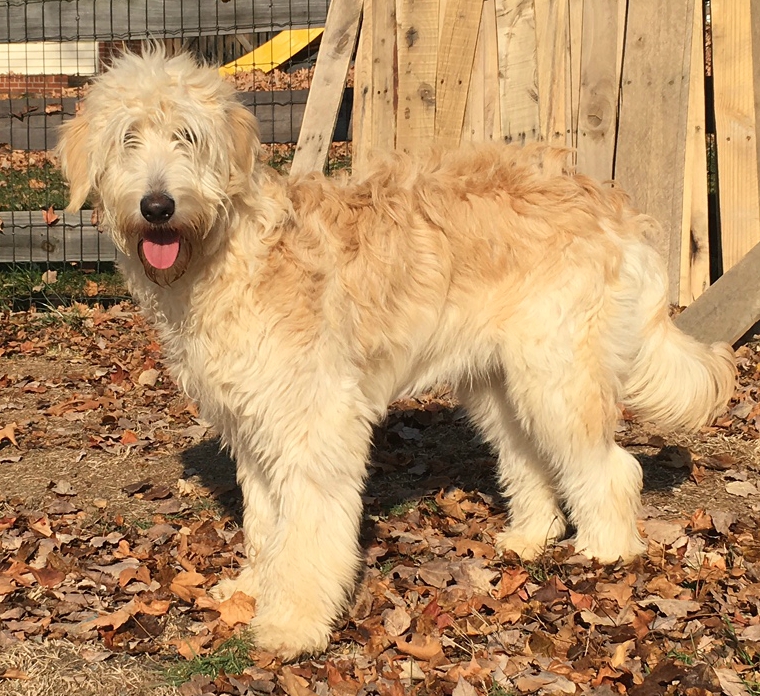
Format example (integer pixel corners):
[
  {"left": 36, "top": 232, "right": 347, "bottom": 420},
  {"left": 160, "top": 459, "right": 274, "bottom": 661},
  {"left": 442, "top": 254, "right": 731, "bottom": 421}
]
[
  {"left": 457, "top": 379, "right": 566, "bottom": 560},
  {"left": 498, "top": 335, "right": 645, "bottom": 564}
]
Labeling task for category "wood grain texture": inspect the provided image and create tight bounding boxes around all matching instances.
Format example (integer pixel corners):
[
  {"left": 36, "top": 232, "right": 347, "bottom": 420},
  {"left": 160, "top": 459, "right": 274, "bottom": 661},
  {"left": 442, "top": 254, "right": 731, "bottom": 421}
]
[
  {"left": 0, "top": 0, "right": 330, "bottom": 41},
  {"left": 711, "top": 0, "right": 760, "bottom": 271},
  {"left": 463, "top": 0, "right": 501, "bottom": 142},
  {"left": 290, "top": 0, "right": 363, "bottom": 175},
  {"left": 679, "top": 3, "right": 710, "bottom": 306},
  {"left": 495, "top": 0, "right": 539, "bottom": 144},
  {"left": 674, "top": 241, "right": 760, "bottom": 345},
  {"left": 615, "top": 0, "right": 694, "bottom": 304},
  {"left": 754, "top": 0, "right": 760, "bottom": 201},
  {"left": 575, "top": 0, "right": 620, "bottom": 181},
  {"left": 0, "top": 211, "right": 116, "bottom": 263},
  {"left": 434, "top": 0, "right": 482, "bottom": 146},
  {"left": 352, "top": 1, "right": 373, "bottom": 174},
  {"left": 534, "top": 0, "right": 567, "bottom": 145},
  {"left": 369, "top": 0, "right": 398, "bottom": 152},
  {"left": 396, "top": 0, "right": 438, "bottom": 154},
  {"left": 566, "top": 0, "right": 583, "bottom": 151}
]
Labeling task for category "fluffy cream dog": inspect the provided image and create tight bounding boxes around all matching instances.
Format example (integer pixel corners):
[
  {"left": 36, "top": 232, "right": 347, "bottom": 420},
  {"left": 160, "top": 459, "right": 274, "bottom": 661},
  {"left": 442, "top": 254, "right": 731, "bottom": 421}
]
[{"left": 57, "top": 49, "right": 735, "bottom": 658}]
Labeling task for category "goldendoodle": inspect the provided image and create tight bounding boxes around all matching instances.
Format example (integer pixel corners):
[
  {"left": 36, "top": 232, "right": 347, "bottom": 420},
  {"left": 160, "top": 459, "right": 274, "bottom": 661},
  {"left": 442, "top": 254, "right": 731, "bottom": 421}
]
[{"left": 57, "top": 48, "right": 735, "bottom": 658}]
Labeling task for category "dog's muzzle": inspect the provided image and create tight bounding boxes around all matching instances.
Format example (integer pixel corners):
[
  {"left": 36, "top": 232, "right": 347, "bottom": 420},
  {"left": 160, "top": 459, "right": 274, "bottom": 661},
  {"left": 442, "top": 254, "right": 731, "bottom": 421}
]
[{"left": 136, "top": 192, "right": 192, "bottom": 287}]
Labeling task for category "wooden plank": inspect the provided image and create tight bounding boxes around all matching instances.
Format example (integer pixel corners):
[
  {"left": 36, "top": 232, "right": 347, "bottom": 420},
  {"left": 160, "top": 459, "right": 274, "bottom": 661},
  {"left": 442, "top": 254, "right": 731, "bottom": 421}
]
[
  {"left": 462, "top": 0, "right": 482, "bottom": 143},
  {"left": 495, "top": 0, "right": 539, "bottom": 145},
  {"left": 290, "top": 0, "right": 362, "bottom": 175},
  {"left": 754, "top": 0, "right": 760, "bottom": 200},
  {"left": 711, "top": 0, "right": 760, "bottom": 271},
  {"left": 352, "top": 1, "right": 372, "bottom": 174},
  {"left": 480, "top": 0, "right": 502, "bottom": 141},
  {"left": 566, "top": 0, "right": 584, "bottom": 151},
  {"left": 396, "top": 0, "right": 439, "bottom": 154},
  {"left": 369, "top": 0, "right": 398, "bottom": 153},
  {"left": 0, "top": 211, "right": 116, "bottom": 263},
  {"left": 680, "top": 3, "right": 710, "bottom": 306},
  {"left": 434, "top": 0, "right": 482, "bottom": 146},
  {"left": 534, "top": 0, "right": 567, "bottom": 144},
  {"left": 575, "top": 0, "right": 620, "bottom": 181},
  {"left": 615, "top": 0, "right": 694, "bottom": 305},
  {"left": 674, "top": 240, "right": 760, "bottom": 345},
  {"left": 0, "top": 0, "right": 330, "bottom": 42},
  {"left": 462, "top": 14, "right": 486, "bottom": 143}
]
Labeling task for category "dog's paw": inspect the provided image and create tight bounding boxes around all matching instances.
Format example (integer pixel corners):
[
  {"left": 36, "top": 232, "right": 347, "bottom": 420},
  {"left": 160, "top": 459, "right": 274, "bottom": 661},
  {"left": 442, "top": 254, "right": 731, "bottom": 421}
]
[
  {"left": 252, "top": 611, "right": 331, "bottom": 661},
  {"left": 495, "top": 531, "right": 551, "bottom": 561},
  {"left": 572, "top": 534, "right": 646, "bottom": 564},
  {"left": 210, "top": 566, "right": 258, "bottom": 602}
]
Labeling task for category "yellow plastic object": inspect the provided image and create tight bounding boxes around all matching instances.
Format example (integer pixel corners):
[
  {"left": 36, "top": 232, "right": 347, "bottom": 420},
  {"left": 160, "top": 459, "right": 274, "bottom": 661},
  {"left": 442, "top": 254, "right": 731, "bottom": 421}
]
[{"left": 219, "top": 28, "right": 324, "bottom": 75}]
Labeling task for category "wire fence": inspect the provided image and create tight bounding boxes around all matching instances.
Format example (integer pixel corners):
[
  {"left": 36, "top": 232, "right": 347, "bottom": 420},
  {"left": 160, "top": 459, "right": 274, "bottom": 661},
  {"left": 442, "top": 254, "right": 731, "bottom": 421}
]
[{"left": 0, "top": 0, "right": 350, "bottom": 306}]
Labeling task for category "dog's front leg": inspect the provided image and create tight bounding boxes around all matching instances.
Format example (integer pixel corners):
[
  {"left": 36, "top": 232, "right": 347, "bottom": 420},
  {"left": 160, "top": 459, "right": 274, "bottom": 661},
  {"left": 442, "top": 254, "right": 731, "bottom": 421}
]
[
  {"left": 247, "top": 408, "right": 372, "bottom": 659},
  {"left": 212, "top": 462, "right": 276, "bottom": 602}
]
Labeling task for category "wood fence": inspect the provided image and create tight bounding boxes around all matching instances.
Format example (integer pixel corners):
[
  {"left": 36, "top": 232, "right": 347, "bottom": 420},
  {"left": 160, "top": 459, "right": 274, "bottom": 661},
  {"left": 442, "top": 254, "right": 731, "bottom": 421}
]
[{"left": 292, "top": 0, "right": 760, "bottom": 342}]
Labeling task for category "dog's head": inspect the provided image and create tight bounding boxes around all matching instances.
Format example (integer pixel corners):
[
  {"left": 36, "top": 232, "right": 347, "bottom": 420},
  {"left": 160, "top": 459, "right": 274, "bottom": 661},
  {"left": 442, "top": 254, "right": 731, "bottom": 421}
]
[{"left": 57, "top": 47, "right": 261, "bottom": 286}]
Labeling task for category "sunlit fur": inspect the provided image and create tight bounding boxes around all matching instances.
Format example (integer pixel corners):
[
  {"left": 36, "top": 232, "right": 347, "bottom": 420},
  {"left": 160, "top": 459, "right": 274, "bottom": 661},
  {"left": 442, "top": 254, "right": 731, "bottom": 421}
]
[{"left": 57, "top": 49, "right": 736, "bottom": 659}]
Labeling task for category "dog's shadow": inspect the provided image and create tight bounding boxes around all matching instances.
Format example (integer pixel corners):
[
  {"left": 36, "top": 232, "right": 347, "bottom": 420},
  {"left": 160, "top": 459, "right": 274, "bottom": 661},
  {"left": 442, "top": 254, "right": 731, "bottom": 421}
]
[{"left": 179, "top": 405, "right": 689, "bottom": 529}]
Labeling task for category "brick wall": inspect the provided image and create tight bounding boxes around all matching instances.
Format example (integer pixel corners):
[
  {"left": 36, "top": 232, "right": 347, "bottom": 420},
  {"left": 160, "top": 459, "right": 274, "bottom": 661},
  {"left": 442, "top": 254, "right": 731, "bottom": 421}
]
[
  {"left": 0, "top": 73, "right": 71, "bottom": 96},
  {"left": 98, "top": 40, "right": 144, "bottom": 68}
]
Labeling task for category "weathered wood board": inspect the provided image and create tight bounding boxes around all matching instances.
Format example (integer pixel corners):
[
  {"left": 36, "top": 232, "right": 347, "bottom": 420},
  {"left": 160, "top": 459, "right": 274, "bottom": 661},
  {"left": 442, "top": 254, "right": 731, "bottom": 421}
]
[
  {"left": 711, "top": 0, "right": 760, "bottom": 271},
  {"left": 396, "top": 0, "right": 439, "bottom": 154},
  {"left": 290, "top": 0, "right": 362, "bottom": 174},
  {"left": 615, "top": 0, "right": 694, "bottom": 304},
  {"left": 0, "top": 211, "right": 116, "bottom": 264},
  {"left": 675, "top": 241, "right": 760, "bottom": 346}
]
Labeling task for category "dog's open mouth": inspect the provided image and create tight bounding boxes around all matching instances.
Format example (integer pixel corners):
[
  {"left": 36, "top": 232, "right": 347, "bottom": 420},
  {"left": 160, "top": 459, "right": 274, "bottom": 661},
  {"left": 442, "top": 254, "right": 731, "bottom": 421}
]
[{"left": 137, "top": 228, "right": 192, "bottom": 286}]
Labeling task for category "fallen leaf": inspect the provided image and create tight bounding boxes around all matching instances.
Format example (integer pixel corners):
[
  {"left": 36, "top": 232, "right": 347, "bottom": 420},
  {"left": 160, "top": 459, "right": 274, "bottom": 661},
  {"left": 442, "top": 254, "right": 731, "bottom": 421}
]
[
  {"left": 218, "top": 591, "right": 256, "bottom": 626},
  {"left": 0, "top": 669, "right": 28, "bottom": 680},
  {"left": 726, "top": 481, "right": 759, "bottom": 498},
  {"left": 452, "top": 676, "right": 479, "bottom": 696},
  {"left": 137, "top": 368, "right": 160, "bottom": 387},
  {"left": 395, "top": 633, "right": 443, "bottom": 660},
  {"left": 641, "top": 518, "right": 685, "bottom": 546},
  {"left": 382, "top": 605, "right": 411, "bottom": 637},
  {"left": 637, "top": 596, "right": 700, "bottom": 618},
  {"left": 172, "top": 634, "right": 212, "bottom": 660},
  {"left": 712, "top": 668, "right": 749, "bottom": 696},
  {"left": 42, "top": 206, "right": 59, "bottom": 226},
  {"left": 279, "top": 667, "right": 318, "bottom": 696},
  {"left": 0, "top": 423, "right": 18, "bottom": 447}
]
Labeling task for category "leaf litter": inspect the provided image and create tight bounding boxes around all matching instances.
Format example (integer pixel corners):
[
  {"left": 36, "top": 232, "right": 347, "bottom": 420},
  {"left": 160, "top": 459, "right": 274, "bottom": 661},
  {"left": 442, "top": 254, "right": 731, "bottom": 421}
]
[{"left": 1, "top": 303, "right": 760, "bottom": 695}]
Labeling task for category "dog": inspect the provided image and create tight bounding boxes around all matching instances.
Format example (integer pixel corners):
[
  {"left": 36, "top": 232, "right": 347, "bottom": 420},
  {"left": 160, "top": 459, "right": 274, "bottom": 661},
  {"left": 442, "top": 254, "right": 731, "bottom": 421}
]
[{"left": 57, "top": 48, "right": 735, "bottom": 659}]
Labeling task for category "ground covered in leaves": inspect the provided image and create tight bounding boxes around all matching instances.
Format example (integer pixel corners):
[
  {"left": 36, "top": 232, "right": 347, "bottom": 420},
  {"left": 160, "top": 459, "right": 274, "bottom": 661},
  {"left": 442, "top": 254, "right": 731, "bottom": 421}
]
[{"left": 1, "top": 303, "right": 760, "bottom": 696}]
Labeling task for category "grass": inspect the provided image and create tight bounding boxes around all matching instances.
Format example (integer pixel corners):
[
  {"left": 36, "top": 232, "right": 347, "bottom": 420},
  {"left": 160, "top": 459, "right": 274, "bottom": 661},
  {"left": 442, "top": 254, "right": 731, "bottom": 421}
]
[
  {"left": 0, "top": 164, "right": 69, "bottom": 211},
  {"left": 163, "top": 633, "right": 257, "bottom": 686},
  {"left": 0, "top": 264, "right": 128, "bottom": 309},
  {"left": 489, "top": 684, "right": 515, "bottom": 696}
]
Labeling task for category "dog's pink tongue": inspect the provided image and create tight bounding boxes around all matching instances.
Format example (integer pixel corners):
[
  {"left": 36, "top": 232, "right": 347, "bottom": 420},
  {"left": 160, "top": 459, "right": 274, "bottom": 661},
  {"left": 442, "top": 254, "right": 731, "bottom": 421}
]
[{"left": 142, "top": 230, "right": 181, "bottom": 270}]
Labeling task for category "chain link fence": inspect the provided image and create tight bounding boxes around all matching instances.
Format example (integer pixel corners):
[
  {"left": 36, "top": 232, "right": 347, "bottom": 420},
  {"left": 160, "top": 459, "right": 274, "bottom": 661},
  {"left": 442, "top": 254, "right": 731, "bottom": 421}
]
[{"left": 0, "top": 0, "right": 352, "bottom": 307}]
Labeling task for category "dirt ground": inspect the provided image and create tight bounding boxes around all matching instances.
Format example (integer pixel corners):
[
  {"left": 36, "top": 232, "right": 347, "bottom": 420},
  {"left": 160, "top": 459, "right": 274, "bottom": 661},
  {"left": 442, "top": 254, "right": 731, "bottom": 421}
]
[{"left": 1, "top": 303, "right": 760, "bottom": 696}]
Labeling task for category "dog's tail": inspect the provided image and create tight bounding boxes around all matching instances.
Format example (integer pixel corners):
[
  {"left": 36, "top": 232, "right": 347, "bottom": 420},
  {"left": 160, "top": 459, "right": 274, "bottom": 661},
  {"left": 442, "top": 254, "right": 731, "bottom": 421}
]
[{"left": 618, "top": 225, "right": 735, "bottom": 432}]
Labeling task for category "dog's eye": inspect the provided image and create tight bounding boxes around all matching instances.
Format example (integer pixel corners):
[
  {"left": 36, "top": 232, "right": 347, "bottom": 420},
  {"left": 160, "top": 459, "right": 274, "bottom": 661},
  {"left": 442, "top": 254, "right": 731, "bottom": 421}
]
[
  {"left": 174, "top": 128, "right": 198, "bottom": 145},
  {"left": 123, "top": 131, "right": 138, "bottom": 148}
]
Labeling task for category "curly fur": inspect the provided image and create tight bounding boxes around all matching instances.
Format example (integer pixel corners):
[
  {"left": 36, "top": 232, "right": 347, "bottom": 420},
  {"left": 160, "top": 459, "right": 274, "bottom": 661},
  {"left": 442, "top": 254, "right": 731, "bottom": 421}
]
[{"left": 57, "top": 48, "right": 736, "bottom": 658}]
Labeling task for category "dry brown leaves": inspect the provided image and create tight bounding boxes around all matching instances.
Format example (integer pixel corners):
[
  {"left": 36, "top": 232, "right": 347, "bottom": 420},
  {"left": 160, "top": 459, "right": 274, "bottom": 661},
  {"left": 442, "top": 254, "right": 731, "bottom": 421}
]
[{"left": 1, "top": 303, "right": 760, "bottom": 695}]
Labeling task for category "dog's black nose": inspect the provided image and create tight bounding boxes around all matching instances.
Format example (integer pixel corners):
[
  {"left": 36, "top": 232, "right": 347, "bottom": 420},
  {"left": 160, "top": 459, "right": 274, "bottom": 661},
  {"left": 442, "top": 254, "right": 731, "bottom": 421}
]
[{"left": 140, "top": 193, "right": 175, "bottom": 225}]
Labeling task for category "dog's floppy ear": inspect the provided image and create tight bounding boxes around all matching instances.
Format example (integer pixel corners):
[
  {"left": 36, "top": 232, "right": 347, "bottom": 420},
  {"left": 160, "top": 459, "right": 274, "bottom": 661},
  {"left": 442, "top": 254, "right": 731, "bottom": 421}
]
[
  {"left": 228, "top": 102, "right": 261, "bottom": 181},
  {"left": 57, "top": 115, "right": 92, "bottom": 212}
]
